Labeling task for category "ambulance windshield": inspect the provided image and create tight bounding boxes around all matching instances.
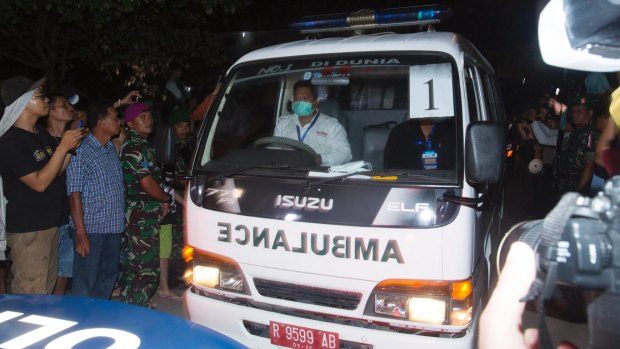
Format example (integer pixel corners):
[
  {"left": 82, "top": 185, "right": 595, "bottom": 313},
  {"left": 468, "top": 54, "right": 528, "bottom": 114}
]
[{"left": 198, "top": 54, "right": 459, "bottom": 184}]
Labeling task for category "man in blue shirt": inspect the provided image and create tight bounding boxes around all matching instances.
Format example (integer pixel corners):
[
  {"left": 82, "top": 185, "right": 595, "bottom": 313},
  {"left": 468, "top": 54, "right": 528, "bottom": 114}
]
[{"left": 66, "top": 101, "right": 125, "bottom": 299}]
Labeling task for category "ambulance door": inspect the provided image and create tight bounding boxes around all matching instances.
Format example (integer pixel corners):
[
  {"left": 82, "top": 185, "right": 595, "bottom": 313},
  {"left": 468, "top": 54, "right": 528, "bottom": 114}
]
[{"left": 464, "top": 61, "right": 495, "bottom": 295}]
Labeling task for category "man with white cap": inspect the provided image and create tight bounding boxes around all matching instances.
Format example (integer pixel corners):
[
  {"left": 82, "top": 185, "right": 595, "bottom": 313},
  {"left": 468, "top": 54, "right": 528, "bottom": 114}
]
[
  {"left": 46, "top": 92, "right": 80, "bottom": 295},
  {"left": 0, "top": 76, "right": 83, "bottom": 294}
]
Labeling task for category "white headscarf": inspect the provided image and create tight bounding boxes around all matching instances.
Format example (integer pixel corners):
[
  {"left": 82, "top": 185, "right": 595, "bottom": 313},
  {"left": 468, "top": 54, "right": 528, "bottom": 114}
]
[
  {"left": 0, "top": 89, "right": 34, "bottom": 138},
  {"left": 0, "top": 88, "right": 35, "bottom": 258}
]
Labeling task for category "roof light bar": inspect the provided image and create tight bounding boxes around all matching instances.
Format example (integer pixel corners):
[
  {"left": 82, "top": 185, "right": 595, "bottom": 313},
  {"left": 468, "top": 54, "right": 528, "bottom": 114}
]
[{"left": 290, "top": 5, "right": 452, "bottom": 33}]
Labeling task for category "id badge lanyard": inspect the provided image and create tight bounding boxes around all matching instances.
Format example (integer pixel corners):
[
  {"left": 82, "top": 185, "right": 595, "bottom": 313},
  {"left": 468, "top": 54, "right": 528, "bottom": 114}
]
[
  {"left": 420, "top": 126, "right": 438, "bottom": 169},
  {"left": 296, "top": 112, "right": 320, "bottom": 143}
]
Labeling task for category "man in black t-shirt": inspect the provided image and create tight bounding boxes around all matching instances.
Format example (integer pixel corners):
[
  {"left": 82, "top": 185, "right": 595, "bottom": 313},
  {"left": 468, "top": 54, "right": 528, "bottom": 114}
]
[
  {"left": 384, "top": 118, "right": 455, "bottom": 171},
  {"left": 0, "top": 76, "right": 83, "bottom": 294}
]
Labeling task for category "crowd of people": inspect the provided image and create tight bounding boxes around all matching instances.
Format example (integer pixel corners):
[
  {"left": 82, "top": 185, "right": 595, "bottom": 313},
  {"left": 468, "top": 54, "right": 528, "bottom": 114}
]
[
  {"left": 509, "top": 72, "right": 620, "bottom": 219},
  {"left": 0, "top": 71, "right": 196, "bottom": 309}
]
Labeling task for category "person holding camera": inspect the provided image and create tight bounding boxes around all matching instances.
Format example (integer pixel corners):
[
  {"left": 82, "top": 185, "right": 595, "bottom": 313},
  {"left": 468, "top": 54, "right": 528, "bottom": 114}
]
[{"left": 0, "top": 76, "right": 84, "bottom": 294}]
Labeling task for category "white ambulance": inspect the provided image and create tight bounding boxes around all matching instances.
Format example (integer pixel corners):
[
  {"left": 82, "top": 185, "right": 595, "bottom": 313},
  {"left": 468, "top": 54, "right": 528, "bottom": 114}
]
[{"left": 183, "top": 6, "right": 507, "bottom": 349}]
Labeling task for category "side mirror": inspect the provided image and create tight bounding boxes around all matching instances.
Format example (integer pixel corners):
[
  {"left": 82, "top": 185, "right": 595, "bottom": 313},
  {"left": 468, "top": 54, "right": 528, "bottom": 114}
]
[
  {"left": 465, "top": 122, "right": 506, "bottom": 185},
  {"left": 153, "top": 124, "right": 177, "bottom": 168}
]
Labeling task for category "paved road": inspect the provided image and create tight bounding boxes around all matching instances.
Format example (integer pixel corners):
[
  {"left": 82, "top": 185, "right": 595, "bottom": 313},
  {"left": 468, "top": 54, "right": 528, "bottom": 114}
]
[{"left": 152, "top": 167, "right": 590, "bottom": 348}]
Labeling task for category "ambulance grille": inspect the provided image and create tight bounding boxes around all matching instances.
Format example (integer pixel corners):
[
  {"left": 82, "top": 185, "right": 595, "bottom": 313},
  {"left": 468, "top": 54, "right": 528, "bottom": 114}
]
[{"left": 253, "top": 278, "right": 361, "bottom": 310}]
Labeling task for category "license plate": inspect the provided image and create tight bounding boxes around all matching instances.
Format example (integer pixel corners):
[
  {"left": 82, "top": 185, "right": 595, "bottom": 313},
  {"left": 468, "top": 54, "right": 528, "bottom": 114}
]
[{"left": 270, "top": 321, "right": 339, "bottom": 349}]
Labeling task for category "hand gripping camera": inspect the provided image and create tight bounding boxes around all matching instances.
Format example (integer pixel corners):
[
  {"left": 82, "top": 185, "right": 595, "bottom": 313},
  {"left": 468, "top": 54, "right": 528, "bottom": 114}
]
[{"left": 508, "top": 176, "right": 620, "bottom": 349}]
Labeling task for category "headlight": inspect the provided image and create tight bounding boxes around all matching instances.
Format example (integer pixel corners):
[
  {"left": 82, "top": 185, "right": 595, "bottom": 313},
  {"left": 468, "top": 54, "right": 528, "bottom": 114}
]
[
  {"left": 183, "top": 246, "right": 249, "bottom": 294},
  {"left": 365, "top": 279, "right": 473, "bottom": 327}
]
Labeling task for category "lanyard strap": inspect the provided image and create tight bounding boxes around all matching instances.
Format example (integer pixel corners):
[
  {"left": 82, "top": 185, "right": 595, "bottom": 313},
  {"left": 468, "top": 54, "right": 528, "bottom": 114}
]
[
  {"left": 425, "top": 126, "right": 436, "bottom": 149},
  {"left": 296, "top": 112, "right": 320, "bottom": 143}
]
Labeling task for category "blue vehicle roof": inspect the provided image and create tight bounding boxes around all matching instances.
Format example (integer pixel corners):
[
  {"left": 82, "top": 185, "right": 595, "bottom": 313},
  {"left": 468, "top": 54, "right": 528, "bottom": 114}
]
[{"left": 0, "top": 295, "right": 247, "bottom": 349}]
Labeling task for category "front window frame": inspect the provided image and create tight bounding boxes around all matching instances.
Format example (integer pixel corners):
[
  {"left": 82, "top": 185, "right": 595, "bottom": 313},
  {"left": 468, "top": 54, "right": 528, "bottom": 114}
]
[{"left": 192, "top": 51, "right": 464, "bottom": 187}]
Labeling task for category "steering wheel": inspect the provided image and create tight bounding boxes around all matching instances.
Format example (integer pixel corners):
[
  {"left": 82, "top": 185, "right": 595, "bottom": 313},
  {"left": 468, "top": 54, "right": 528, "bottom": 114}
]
[{"left": 253, "top": 136, "right": 317, "bottom": 157}]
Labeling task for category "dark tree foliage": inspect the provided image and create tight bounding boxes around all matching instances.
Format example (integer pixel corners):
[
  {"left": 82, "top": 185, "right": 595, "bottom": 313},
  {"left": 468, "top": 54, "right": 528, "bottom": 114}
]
[{"left": 0, "top": 0, "right": 245, "bottom": 97}]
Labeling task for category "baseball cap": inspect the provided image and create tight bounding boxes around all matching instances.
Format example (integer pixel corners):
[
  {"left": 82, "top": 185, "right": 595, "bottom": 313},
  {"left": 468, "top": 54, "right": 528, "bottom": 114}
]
[
  {"left": 66, "top": 95, "right": 79, "bottom": 105},
  {"left": 59, "top": 85, "right": 80, "bottom": 106},
  {"left": 1, "top": 76, "right": 46, "bottom": 106},
  {"left": 169, "top": 108, "right": 190, "bottom": 125},
  {"left": 124, "top": 102, "right": 150, "bottom": 123}
]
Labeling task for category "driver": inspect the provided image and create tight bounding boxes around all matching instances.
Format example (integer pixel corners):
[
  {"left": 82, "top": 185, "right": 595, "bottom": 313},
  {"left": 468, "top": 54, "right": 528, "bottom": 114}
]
[{"left": 274, "top": 80, "right": 352, "bottom": 166}]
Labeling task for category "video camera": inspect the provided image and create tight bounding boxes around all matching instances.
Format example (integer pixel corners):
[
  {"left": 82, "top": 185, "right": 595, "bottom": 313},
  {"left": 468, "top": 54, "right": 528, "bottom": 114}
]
[{"left": 506, "top": 176, "right": 620, "bottom": 348}]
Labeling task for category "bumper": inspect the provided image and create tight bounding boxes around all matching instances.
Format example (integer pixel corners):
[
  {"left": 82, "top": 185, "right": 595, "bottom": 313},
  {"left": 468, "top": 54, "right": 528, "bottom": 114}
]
[{"left": 185, "top": 288, "right": 476, "bottom": 349}]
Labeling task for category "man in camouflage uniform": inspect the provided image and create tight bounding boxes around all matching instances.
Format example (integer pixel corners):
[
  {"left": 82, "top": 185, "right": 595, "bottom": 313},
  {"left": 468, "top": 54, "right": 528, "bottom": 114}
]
[
  {"left": 119, "top": 102, "right": 171, "bottom": 307},
  {"left": 555, "top": 96, "right": 600, "bottom": 197}
]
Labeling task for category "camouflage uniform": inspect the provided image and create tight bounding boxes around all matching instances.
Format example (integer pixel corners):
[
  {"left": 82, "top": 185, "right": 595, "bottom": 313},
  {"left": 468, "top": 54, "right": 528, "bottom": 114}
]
[
  {"left": 168, "top": 137, "right": 192, "bottom": 282},
  {"left": 556, "top": 124, "right": 599, "bottom": 196},
  {"left": 119, "top": 129, "right": 164, "bottom": 306}
]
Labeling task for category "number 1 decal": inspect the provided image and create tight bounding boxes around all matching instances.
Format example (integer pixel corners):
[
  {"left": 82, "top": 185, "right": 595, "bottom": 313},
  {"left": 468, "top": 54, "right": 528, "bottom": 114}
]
[
  {"left": 424, "top": 79, "right": 438, "bottom": 110},
  {"left": 410, "top": 63, "right": 454, "bottom": 118}
]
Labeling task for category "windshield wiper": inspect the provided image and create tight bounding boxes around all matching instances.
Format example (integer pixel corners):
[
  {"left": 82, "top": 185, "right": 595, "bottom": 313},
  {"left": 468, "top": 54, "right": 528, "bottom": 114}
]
[
  {"left": 302, "top": 170, "right": 454, "bottom": 191},
  {"left": 396, "top": 172, "right": 455, "bottom": 183},
  {"left": 302, "top": 171, "right": 369, "bottom": 191},
  {"left": 206, "top": 164, "right": 299, "bottom": 184}
]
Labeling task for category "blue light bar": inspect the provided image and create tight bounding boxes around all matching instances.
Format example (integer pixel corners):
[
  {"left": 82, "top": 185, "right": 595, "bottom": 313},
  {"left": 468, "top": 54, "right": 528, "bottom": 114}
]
[{"left": 290, "top": 5, "right": 452, "bottom": 33}]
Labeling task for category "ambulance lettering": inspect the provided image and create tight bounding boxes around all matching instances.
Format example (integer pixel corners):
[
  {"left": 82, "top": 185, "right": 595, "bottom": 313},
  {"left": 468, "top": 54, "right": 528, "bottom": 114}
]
[{"left": 217, "top": 222, "right": 404, "bottom": 263}]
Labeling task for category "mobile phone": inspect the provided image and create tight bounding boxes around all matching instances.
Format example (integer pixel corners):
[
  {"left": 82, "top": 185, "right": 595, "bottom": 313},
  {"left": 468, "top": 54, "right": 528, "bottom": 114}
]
[
  {"left": 77, "top": 120, "right": 84, "bottom": 128},
  {"left": 131, "top": 95, "right": 141, "bottom": 102}
]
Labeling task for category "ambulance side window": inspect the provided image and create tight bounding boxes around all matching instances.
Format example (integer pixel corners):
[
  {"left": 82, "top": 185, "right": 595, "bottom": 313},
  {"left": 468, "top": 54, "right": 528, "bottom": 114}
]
[
  {"left": 465, "top": 64, "right": 482, "bottom": 122},
  {"left": 488, "top": 77, "right": 506, "bottom": 123},
  {"left": 480, "top": 71, "right": 500, "bottom": 122}
]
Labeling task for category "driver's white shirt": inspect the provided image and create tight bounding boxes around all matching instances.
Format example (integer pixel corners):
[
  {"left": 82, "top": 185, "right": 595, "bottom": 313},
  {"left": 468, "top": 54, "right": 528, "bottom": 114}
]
[{"left": 274, "top": 111, "right": 352, "bottom": 166}]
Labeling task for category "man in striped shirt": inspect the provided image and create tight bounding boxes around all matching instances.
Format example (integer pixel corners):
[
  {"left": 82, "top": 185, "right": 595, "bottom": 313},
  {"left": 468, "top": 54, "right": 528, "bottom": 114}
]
[{"left": 66, "top": 102, "right": 125, "bottom": 299}]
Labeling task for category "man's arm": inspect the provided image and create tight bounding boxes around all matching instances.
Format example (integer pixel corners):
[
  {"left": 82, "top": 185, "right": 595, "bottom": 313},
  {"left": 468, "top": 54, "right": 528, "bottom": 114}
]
[
  {"left": 577, "top": 159, "right": 595, "bottom": 194},
  {"left": 60, "top": 153, "right": 73, "bottom": 173},
  {"left": 139, "top": 175, "right": 171, "bottom": 217},
  {"left": 577, "top": 130, "right": 600, "bottom": 194},
  {"left": 321, "top": 120, "right": 352, "bottom": 166},
  {"left": 595, "top": 117, "right": 619, "bottom": 166},
  {"left": 69, "top": 192, "right": 90, "bottom": 258},
  {"left": 530, "top": 121, "right": 558, "bottom": 146},
  {"left": 273, "top": 115, "right": 287, "bottom": 138},
  {"left": 20, "top": 129, "right": 83, "bottom": 192},
  {"left": 66, "top": 150, "right": 89, "bottom": 257}
]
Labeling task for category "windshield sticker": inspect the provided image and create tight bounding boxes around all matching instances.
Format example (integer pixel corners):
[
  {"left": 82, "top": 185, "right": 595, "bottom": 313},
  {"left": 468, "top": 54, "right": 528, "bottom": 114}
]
[
  {"left": 410, "top": 63, "right": 454, "bottom": 119},
  {"left": 311, "top": 58, "right": 400, "bottom": 67},
  {"left": 255, "top": 58, "right": 400, "bottom": 78},
  {"left": 303, "top": 71, "right": 312, "bottom": 80}
]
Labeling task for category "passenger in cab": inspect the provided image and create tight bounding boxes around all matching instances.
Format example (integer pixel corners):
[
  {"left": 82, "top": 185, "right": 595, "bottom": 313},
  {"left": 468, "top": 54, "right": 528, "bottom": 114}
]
[
  {"left": 274, "top": 80, "right": 352, "bottom": 166},
  {"left": 383, "top": 117, "right": 454, "bottom": 170}
]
